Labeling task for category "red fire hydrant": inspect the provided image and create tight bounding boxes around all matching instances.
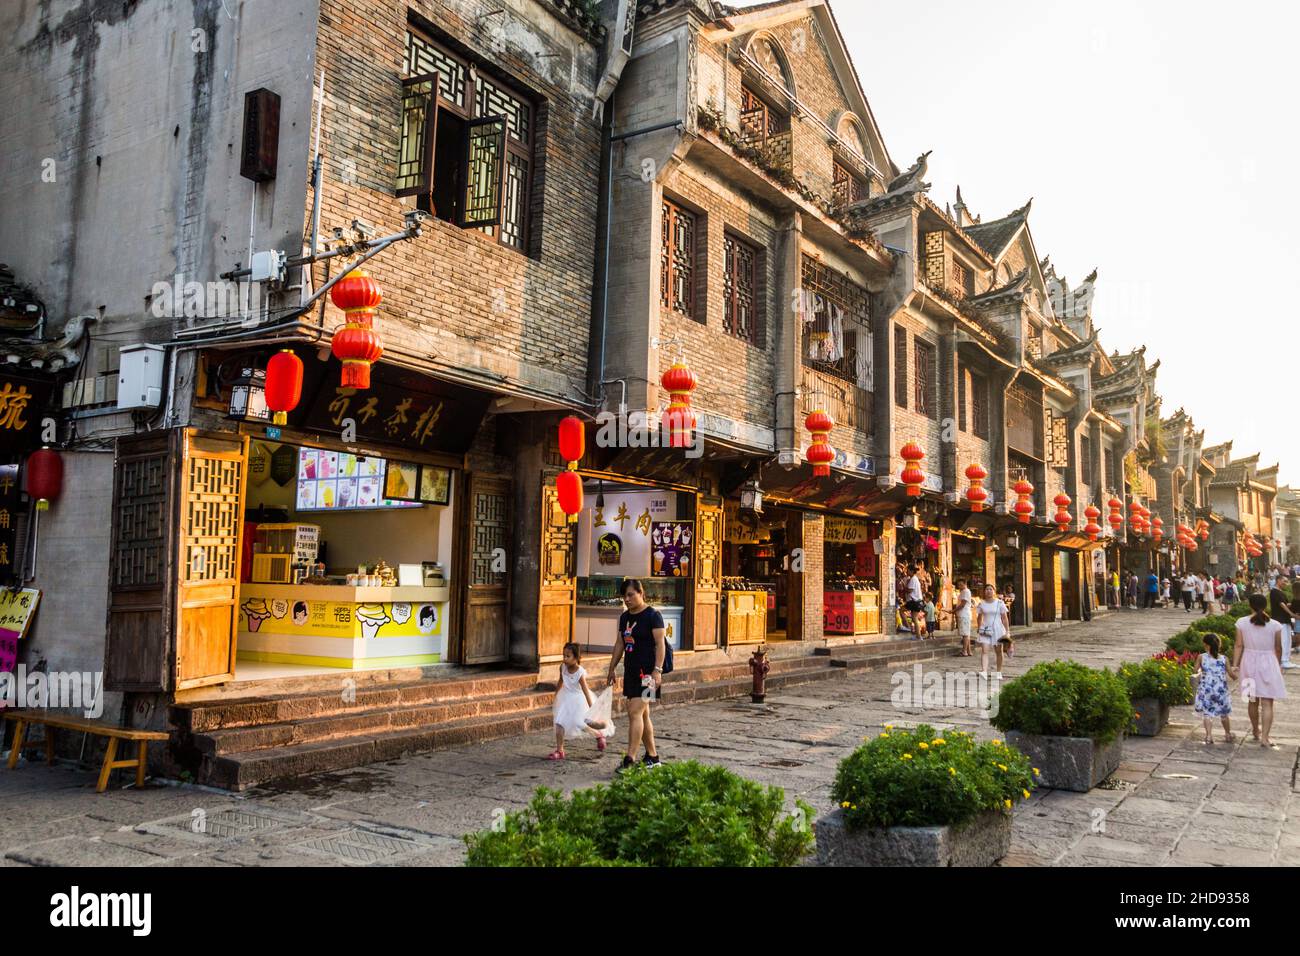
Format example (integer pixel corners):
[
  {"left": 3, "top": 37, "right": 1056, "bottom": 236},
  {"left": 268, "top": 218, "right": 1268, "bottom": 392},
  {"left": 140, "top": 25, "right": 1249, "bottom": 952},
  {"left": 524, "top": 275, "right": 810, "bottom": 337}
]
[{"left": 748, "top": 646, "right": 770, "bottom": 703}]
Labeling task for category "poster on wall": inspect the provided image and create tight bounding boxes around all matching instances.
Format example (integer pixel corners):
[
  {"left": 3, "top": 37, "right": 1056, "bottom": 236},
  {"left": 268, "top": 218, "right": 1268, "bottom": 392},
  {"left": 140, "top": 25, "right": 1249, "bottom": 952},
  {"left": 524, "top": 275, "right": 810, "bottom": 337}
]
[
  {"left": 651, "top": 522, "right": 693, "bottom": 577},
  {"left": 297, "top": 449, "right": 418, "bottom": 511},
  {"left": 0, "top": 587, "right": 40, "bottom": 679},
  {"left": 596, "top": 532, "right": 623, "bottom": 568},
  {"left": 825, "top": 516, "right": 872, "bottom": 544}
]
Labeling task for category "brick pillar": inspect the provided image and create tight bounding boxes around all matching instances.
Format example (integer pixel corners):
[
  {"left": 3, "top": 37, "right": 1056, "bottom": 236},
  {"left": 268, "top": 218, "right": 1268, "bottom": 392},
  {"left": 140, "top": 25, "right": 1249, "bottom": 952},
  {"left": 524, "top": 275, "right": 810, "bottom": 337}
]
[
  {"left": 881, "top": 518, "right": 898, "bottom": 633},
  {"left": 938, "top": 332, "right": 959, "bottom": 492},
  {"left": 800, "top": 511, "right": 825, "bottom": 641},
  {"left": 773, "top": 211, "right": 803, "bottom": 456}
]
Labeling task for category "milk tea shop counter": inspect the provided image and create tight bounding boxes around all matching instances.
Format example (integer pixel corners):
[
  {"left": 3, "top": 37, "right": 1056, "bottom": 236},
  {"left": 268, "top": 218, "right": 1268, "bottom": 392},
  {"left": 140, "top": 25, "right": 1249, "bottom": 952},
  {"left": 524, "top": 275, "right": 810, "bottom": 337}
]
[
  {"left": 573, "top": 481, "right": 688, "bottom": 654},
  {"left": 236, "top": 442, "right": 453, "bottom": 673}
]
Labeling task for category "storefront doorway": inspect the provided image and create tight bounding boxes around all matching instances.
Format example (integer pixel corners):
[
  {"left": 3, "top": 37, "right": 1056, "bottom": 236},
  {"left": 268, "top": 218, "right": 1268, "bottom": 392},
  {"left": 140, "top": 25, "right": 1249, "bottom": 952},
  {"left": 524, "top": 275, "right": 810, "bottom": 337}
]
[
  {"left": 823, "top": 515, "right": 883, "bottom": 638},
  {"left": 721, "top": 502, "right": 794, "bottom": 642}
]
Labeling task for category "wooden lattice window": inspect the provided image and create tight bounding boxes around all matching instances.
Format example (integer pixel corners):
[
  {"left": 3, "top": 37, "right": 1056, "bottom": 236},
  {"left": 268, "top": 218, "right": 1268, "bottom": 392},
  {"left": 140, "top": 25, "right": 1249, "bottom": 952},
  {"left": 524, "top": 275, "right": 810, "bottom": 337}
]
[
  {"left": 471, "top": 487, "right": 509, "bottom": 586},
  {"left": 1081, "top": 435, "right": 1093, "bottom": 487},
  {"left": 113, "top": 454, "right": 168, "bottom": 588},
  {"left": 661, "top": 199, "right": 697, "bottom": 318},
  {"left": 1052, "top": 415, "right": 1069, "bottom": 466},
  {"left": 399, "top": 29, "right": 533, "bottom": 252},
  {"left": 971, "top": 370, "right": 989, "bottom": 439},
  {"left": 923, "top": 231, "right": 945, "bottom": 288},
  {"left": 958, "top": 366, "right": 967, "bottom": 432},
  {"left": 800, "top": 255, "right": 870, "bottom": 382},
  {"left": 833, "top": 159, "right": 866, "bottom": 207},
  {"left": 894, "top": 327, "right": 908, "bottom": 409},
  {"left": 951, "top": 258, "right": 973, "bottom": 297},
  {"left": 183, "top": 456, "right": 242, "bottom": 583},
  {"left": 914, "top": 339, "right": 935, "bottom": 418},
  {"left": 739, "top": 86, "right": 792, "bottom": 170},
  {"left": 724, "top": 233, "right": 761, "bottom": 344}
]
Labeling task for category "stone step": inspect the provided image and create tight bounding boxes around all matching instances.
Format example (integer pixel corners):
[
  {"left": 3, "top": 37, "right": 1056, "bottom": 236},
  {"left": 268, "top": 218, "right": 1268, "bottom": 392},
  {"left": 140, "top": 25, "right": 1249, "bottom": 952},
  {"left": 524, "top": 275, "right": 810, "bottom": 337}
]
[
  {"left": 172, "top": 671, "right": 543, "bottom": 733},
  {"left": 191, "top": 655, "right": 850, "bottom": 791}
]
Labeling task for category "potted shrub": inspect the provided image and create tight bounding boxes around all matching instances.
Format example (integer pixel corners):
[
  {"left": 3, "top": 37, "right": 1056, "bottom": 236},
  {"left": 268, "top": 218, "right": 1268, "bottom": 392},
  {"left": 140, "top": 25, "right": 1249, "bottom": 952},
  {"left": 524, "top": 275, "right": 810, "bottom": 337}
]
[
  {"left": 990, "top": 660, "right": 1131, "bottom": 792},
  {"left": 463, "top": 760, "right": 813, "bottom": 867},
  {"left": 1166, "top": 624, "right": 1234, "bottom": 659},
  {"left": 1119, "top": 657, "right": 1197, "bottom": 736},
  {"left": 816, "top": 724, "right": 1035, "bottom": 867}
]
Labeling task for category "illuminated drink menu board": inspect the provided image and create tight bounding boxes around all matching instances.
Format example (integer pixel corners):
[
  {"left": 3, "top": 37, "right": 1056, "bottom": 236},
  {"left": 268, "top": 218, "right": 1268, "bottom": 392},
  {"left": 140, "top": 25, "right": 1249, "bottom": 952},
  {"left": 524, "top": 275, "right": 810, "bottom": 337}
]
[{"left": 295, "top": 448, "right": 420, "bottom": 512}]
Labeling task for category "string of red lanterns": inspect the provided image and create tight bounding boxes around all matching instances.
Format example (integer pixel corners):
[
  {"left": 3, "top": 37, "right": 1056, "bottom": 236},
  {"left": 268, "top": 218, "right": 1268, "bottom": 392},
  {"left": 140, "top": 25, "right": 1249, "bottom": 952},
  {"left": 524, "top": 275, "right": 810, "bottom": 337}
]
[
  {"left": 555, "top": 415, "right": 585, "bottom": 524},
  {"left": 964, "top": 463, "right": 988, "bottom": 512},
  {"left": 329, "top": 269, "right": 384, "bottom": 390},
  {"left": 1053, "top": 492, "right": 1072, "bottom": 533},
  {"left": 263, "top": 349, "right": 304, "bottom": 425},
  {"left": 661, "top": 361, "right": 698, "bottom": 449},
  {"left": 806, "top": 410, "right": 835, "bottom": 477},
  {"left": 1013, "top": 479, "right": 1035, "bottom": 524},
  {"left": 1150, "top": 515, "right": 1163, "bottom": 543},
  {"left": 899, "top": 443, "right": 925, "bottom": 497},
  {"left": 1083, "top": 504, "right": 1102, "bottom": 541}
]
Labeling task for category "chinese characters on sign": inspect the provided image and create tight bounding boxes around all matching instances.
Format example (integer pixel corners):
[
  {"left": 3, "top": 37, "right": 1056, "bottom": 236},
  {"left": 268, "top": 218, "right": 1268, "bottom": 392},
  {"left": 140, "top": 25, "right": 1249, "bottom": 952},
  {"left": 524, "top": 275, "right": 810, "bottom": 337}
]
[
  {"left": 0, "top": 587, "right": 41, "bottom": 677},
  {"left": 0, "top": 376, "right": 52, "bottom": 452}
]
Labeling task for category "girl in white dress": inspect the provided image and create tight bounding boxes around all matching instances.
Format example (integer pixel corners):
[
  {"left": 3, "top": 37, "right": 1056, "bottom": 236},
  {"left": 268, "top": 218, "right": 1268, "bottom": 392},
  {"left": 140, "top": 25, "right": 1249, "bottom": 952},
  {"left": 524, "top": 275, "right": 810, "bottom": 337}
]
[
  {"left": 975, "top": 584, "right": 1011, "bottom": 677},
  {"left": 549, "top": 643, "right": 614, "bottom": 759}
]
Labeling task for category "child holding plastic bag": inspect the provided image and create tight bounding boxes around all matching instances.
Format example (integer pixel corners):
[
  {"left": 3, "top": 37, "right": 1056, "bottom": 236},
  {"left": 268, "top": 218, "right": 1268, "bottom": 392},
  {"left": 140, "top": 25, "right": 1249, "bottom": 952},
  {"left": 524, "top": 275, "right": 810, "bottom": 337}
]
[{"left": 549, "top": 642, "right": 615, "bottom": 760}]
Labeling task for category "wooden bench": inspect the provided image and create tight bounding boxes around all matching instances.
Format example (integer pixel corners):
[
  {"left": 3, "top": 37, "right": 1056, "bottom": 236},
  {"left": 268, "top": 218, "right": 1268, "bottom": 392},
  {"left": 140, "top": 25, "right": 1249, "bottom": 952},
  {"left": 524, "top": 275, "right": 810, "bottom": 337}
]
[{"left": 3, "top": 711, "right": 169, "bottom": 793}]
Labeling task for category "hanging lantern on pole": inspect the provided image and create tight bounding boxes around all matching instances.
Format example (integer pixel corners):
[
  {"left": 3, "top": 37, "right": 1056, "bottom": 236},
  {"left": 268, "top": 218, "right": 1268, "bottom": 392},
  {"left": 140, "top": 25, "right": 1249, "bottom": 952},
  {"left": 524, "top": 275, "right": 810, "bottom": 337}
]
[
  {"left": 964, "top": 463, "right": 988, "bottom": 512},
  {"left": 25, "top": 447, "right": 63, "bottom": 511},
  {"left": 899, "top": 442, "right": 925, "bottom": 497},
  {"left": 1053, "top": 492, "right": 1072, "bottom": 532},
  {"left": 558, "top": 415, "right": 585, "bottom": 469},
  {"left": 1108, "top": 497, "right": 1123, "bottom": 531},
  {"left": 329, "top": 269, "right": 384, "bottom": 390},
  {"left": 805, "top": 409, "right": 835, "bottom": 478},
  {"left": 1150, "top": 516, "right": 1163, "bottom": 543},
  {"left": 264, "top": 349, "right": 304, "bottom": 426},
  {"left": 556, "top": 470, "right": 583, "bottom": 524},
  {"left": 1013, "top": 479, "right": 1035, "bottom": 524},
  {"left": 661, "top": 361, "right": 698, "bottom": 449},
  {"left": 1083, "top": 505, "right": 1102, "bottom": 542}
]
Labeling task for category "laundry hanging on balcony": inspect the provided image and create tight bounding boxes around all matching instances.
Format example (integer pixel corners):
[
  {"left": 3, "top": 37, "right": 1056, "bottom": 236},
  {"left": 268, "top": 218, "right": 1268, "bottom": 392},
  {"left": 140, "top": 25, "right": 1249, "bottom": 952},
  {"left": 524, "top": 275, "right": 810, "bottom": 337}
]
[{"left": 806, "top": 297, "right": 844, "bottom": 364}]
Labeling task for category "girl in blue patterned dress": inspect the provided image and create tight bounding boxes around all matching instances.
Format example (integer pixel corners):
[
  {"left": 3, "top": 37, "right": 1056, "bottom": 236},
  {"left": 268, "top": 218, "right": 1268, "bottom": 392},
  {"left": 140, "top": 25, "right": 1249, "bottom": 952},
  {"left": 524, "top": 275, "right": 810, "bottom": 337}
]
[{"left": 1194, "top": 633, "right": 1236, "bottom": 744}]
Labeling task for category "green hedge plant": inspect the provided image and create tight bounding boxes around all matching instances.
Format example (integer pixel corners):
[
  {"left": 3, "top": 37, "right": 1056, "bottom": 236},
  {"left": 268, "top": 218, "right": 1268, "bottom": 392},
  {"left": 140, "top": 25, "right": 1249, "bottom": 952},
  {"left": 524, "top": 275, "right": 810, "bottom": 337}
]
[
  {"left": 990, "top": 660, "right": 1132, "bottom": 743},
  {"left": 830, "top": 724, "right": 1035, "bottom": 830},
  {"left": 1119, "top": 657, "right": 1196, "bottom": 707},
  {"left": 464, "top": 760, "right": 813, "bottom": 867},
  {"left": 1189, "top": 614, "right": 1236, "bottom": 638},
  {"left": 1167, "top": 626, "right": 1234, "bottom": 659}
]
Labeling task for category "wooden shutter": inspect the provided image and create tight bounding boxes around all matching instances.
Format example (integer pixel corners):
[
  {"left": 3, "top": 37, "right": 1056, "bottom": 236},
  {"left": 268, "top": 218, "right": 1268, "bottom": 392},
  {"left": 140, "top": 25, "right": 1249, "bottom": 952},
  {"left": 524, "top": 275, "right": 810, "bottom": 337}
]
[
  {"left": 462, "top": 475, "right": 512, "bottom": 664},
  {"left": 396, "top": 76, "right": 435, "bottom": 196},
  {"left": 894, "top": 327, "right": 908, "bottom": 408},
  {"left": 106, "top": 430, "right": 179, "bottom": 692},
  {"left": 538, "top": 480, "right": 576, "bottom": 662},
  {"left": 692, "top": 500, "right": 722, "bottom": 650},
  {"left": 460, "top": 116, "right": 506, "bottom": 228},
  {"left": 923, "top": 231, "right": 945, "bottom": 288},
  {"left": 958, "top": 365, "right": 967, "bottom": 432}
]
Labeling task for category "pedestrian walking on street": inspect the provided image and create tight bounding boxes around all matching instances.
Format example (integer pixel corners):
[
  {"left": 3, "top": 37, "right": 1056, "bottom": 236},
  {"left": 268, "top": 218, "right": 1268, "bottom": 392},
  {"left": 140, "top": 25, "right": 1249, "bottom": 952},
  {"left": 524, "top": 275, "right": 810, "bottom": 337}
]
[
  {"left": 1162, "top": 577, "right": 1172, "bottom": 608},
  {"left": 1269, "top": 583, "right": 1295, "bottom": 670},
  {"left": 1110, "top": 569, "right": 1121, "bottom": 608},
  {"left": 1194, "top": 633, "right": 1236, "bottom": 744},
  {"left": 1181, "top": 572, "right": 1196, "bottom": 612},
  {"left": 1144, "top": 570, "right": 1159, "bottom": 609},
  {"left": 607, "top": 578, "right": 666, "bottom": 771},
  {"left": 1233, "top": 593, "right": 1289, "bottom": 749},
  {"left": 1199, "top": 575, "right": 1213, "bottom": 614},
  {"left": 549, "top": 643, "right": 612, "bottom": 760},
  {"left": 955, "top": 578, "right": 973, "bottom": 657},
  {"left": 975, "top": 583, "right": 1011, "bottom": 678},
  {"left": 905, "top": 563, "right": 927, "bottom": 639},
  {"left": 1127, "top": 572, "right": 1139, "bottom": 609}
]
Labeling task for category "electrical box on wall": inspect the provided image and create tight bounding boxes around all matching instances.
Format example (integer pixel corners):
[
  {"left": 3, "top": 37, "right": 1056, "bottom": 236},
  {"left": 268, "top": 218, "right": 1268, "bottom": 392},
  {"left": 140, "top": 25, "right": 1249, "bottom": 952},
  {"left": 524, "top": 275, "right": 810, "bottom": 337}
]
[{"left": 117, "top": 344, "right": 166, "bottom": 409}]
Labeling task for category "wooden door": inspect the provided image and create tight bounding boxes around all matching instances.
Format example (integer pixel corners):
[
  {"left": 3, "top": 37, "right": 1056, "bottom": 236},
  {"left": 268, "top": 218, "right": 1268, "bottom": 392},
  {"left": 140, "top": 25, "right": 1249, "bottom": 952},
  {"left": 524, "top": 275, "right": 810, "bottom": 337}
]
[
  {"left": 175, "top": 431, "right": 249, "bottom": 689},
  {"left": 462, "top": 475, "right": 512, "bottom": 664},
  {"left": 106, "top": 431, "right": 179, "bottom": 692},
  {"left": 692, "top": 500, "right": 722, "bottom": 649},
  {"left": 538, "top": 481, "right": 576, "bottom": 662}
]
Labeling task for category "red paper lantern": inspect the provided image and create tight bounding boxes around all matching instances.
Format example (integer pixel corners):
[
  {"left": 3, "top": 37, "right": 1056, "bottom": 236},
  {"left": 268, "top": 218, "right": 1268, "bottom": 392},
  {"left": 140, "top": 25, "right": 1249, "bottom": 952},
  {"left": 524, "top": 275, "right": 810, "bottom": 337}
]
[
  {"left": 1150, "top": 516, "right": 1163, "bottom": 542},
  {"left": 264, "top": 349, "right": 303, "bottom": 426},
  {"left": 1013, "top": 479, "right": 1035, "bottom": 524},
  {"left": 1053, "top": 492, "right": 1072, "bottom": 532},
  {"left": 964, "top": 463, "right": 988, "bottom": 512},
  {"left": 555, "top": 470, "right": 582, "bottom": 524},
  {"left": 330, "top": 269, "right": 384, "bottom": 390},
  {"left": 558, "top": 415, "right": 585, "bottom": 469},
  {"left": 1108, "top": 498, "right": 1123, "bottom": 531},
  {"left": 1083, "top": 505, "right": 1102, "bottom": 542},
  {"left": 805, "top": 409, "right": 835, "bottom": 478},
  {"left": 661, "top": 361, "right": 698, "bottom": 449},
  {"left": 899, "top": 442, "right": 925, "bottom": 497},
  {"left": 25, "top": 447, "right": 63, "bottom": 511}
]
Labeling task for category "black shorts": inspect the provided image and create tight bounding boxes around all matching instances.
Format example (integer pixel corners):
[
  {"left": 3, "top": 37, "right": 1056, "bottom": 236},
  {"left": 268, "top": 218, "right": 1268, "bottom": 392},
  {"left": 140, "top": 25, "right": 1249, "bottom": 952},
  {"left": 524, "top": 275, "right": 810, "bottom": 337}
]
[
  {"left": 623, "top": 672, "right": 659, "bottom": 701},
  {"left": 904, "top": 599, "right": 925, "bottom": 613}
]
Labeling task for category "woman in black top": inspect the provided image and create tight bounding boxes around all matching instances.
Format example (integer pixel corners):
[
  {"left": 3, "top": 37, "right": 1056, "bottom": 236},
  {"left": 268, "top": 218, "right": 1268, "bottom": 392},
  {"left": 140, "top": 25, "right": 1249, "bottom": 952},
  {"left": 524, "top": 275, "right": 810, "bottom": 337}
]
[{"left": 606, "top": 578, "right": 666, "bottom": 771}]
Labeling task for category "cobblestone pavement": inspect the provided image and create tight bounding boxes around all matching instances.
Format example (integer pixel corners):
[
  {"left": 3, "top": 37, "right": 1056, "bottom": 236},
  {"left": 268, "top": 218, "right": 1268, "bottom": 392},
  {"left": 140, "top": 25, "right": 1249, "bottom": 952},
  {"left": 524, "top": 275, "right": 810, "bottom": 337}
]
[{"left": 3, "top": 608, "right": 1298, "bottom": 867}]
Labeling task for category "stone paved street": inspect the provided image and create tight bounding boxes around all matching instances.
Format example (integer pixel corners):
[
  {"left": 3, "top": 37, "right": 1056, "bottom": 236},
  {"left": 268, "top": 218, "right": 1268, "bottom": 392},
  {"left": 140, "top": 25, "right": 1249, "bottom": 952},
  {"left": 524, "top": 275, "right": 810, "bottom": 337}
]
[{"left": 3, "top": 608, "right": 1298, "bottom": 867}]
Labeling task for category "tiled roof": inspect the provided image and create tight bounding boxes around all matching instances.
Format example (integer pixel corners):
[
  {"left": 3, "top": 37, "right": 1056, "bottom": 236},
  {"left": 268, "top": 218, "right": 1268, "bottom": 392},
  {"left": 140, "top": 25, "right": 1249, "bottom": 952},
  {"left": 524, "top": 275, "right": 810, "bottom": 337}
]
[{"left": 963, "top": 199, "right": 1031, "bottom": 258}]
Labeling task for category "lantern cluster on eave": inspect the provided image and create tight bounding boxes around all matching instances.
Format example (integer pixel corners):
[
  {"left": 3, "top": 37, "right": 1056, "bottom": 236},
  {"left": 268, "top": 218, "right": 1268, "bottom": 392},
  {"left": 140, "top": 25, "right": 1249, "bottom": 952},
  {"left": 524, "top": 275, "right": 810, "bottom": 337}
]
[
  {"left": 899, "top": 443, "right": 925, "bottom": 497},
  {"left": 1053, "top": 492, "right": 1072, "bottom": 533},
  {"left": 964, "top": 463, "right": 988, "bottom": 512},
  {"left": 806, "top": 410, "right": 835, "bottom": 478},
  {"left": 555, "top": 415, "right": 585, "bottom": 523},
  {"left": 329, "top": 269, "right": 384, "bottom": 390},
  {"left": 1012, "top": 479, "right": 1035, "bottom": 524},
  {"left": 662, "top": 361, "right": 698, "bottom": 449}
]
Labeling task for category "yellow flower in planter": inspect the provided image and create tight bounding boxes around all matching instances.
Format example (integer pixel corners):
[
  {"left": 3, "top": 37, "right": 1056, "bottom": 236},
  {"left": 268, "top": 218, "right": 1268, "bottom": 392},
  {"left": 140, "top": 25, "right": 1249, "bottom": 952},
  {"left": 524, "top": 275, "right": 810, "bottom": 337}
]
[
  {"left": 933, "top": 738, "right": 946, "bottom": 745},
  {"left": 1022, "top": 789, "right": 1031, "bottom": 799},
  {"left": 918, "top": 742, "right": 929, "bottom": 750},
  {"left": 841, "top": 801, "right": 851, "bottom": 808},
  {"left": 1033, "top": 767, "right": 1040, "bottom": 776},
  {"left": 997, "top": 764, "right": 1008, "bottom": 772},
  {"left": 949, "top": 767, "right": 957, "bottom": 775},
  {"left": 1004, "top": 799, "right": 1012, "bottom": 809},
  {"left": 902, "top": 753, "right": 913, "bottom": 760},
  {"left": 992, "top": 739, "right": 1002, "bottom": 746}
]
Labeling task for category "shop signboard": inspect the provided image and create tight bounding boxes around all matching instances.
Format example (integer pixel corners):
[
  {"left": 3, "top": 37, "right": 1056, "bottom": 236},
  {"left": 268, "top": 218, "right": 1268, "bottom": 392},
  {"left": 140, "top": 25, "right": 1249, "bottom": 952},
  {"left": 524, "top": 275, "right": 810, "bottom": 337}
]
[
  {"left": 0, "top": 375, "right": 53, "bottom": 453},
  {"left": 238, "top": 595, "right": 441, "bottom": 639},
  {"left": 824, "top": 516, "right": 871, "bottom": 544},
  {"left": 0, "top": 587, "right": 40, "bottom": 678},
  {"left": 823, "top": 591, "right": 854, "bottom": 634},
  {"left": 651, "top": 521, "right": 693, "bottom": 578},
  {"left": 0, "top": 463, "right": 19, "bottom": 585}
]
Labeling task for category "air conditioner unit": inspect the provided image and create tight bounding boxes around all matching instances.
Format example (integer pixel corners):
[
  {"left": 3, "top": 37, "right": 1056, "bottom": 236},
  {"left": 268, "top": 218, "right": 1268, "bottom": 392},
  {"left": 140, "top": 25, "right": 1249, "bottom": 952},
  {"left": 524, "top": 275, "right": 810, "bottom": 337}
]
[{"left": 117, "top": 344, "right": 166, "bottom": 409}]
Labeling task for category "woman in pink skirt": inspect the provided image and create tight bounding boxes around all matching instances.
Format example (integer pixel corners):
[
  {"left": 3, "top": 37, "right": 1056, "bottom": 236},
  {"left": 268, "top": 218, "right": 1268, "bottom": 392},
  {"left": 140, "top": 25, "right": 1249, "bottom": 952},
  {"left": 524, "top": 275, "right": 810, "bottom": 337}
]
[{"left": 1233, "top": 593, "right": 1289, "bottom": 748}]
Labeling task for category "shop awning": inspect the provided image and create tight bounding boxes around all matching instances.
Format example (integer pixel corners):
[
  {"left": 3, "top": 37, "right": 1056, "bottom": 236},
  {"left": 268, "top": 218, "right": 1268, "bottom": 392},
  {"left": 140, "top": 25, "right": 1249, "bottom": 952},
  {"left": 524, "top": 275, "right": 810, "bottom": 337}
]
[
  {"left": 756, "top": 461, "right": 894, "bottom": 517},
  {"left": 1039, "top": 529, "right": 1101, "bottom": 551}
]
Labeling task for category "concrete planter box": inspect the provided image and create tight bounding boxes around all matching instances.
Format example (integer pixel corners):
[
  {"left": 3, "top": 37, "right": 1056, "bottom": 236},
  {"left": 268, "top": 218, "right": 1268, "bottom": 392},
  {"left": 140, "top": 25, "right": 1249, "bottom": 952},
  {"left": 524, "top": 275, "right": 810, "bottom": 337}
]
[
  {"left": 1005, "top": 730, "right": 1123, "bottom": 792},
  {"left": 814, "top": 807, "right": 1012, "bottom": 867},
  {"left": 1129, "top": 697, "right": 1170, "bottom": 737}
]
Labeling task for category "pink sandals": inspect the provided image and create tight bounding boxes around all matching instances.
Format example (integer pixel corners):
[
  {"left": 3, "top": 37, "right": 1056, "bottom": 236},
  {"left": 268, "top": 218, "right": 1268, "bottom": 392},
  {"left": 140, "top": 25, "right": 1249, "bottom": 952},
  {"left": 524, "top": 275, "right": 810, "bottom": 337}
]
[{"left": 547, "top": 750, "right": 565, "bottom": 760}]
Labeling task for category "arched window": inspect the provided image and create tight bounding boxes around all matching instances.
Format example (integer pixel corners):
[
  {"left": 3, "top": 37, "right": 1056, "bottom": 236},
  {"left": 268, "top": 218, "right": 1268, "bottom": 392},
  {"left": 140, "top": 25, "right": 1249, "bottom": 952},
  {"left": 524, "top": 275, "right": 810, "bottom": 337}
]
[
  {"left": 750, "top": 37, "right": 794, "bottom": 94},
  {"left": 837, "top": 116, "right": 866, "bottom": 159}
]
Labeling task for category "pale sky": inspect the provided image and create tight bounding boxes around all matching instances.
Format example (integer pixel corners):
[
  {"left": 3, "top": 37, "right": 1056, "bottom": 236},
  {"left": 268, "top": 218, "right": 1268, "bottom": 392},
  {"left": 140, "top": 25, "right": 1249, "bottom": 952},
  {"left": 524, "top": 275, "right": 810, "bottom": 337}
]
[{"left": 750, "top": 1, "right": 1299, "bottom": 485}]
